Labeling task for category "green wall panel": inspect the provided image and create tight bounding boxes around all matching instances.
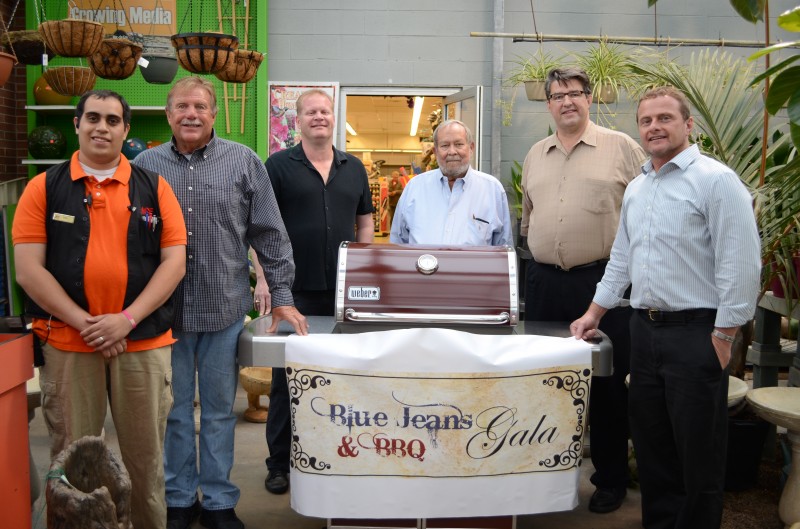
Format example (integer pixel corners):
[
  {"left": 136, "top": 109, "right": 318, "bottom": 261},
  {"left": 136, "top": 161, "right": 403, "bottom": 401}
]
[{"left": 25, "top": 0, "right": 268, "bottom": 158}]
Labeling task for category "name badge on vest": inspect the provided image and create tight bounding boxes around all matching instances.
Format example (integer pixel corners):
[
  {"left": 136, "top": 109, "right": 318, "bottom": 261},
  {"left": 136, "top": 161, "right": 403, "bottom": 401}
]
[{"left": 52, "top": 212, "right": 75, "bottom": 224}]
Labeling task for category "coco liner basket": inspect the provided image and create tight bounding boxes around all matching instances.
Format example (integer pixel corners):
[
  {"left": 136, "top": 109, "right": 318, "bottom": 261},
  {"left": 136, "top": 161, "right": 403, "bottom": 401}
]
[
  {"left": 171, "top": 32, "right": 238, "bottom": 74},
  {"left": 214, "top": 49, "right": 263, "bottom": 83},
  {"left": 39, "top": 19, "right": 104, "bottom": 58},
  {"left": 89, "top": 38, "right": 143, "bottom": 80},
  {"left": 43, "top": 66, "right": 96, "bottom": 97},
  {"left": 0, "top": 30, "right": 54, "bottom": 65}
]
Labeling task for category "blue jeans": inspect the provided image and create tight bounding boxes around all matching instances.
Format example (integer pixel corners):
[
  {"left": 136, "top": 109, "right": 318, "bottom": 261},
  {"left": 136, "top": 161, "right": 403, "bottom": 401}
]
[{"left": 164, "top": 318, "right": 243, "bottom": 510}]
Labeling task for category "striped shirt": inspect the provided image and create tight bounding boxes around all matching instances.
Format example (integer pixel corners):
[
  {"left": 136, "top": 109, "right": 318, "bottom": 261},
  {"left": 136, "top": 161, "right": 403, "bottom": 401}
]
[
  {"left": 594, "top": 144, "right": 761, "bottom": 328},
  {"left": 134, "top": 134, "right": 295, "bottom": 332}
]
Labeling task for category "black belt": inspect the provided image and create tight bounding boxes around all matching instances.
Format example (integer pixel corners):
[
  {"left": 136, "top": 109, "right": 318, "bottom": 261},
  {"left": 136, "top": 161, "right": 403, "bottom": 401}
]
[
  {"left": 534, "top": 259, "right": 609, "bottom": 272},
  {"left": 636, "top": 308, "right": 717, "bottom": 323}
]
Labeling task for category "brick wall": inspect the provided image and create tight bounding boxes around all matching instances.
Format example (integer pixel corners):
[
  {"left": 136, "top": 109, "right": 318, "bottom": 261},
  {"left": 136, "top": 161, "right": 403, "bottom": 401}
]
[{"left": 0, "top": 0, "right": 28, "bottom": 183}]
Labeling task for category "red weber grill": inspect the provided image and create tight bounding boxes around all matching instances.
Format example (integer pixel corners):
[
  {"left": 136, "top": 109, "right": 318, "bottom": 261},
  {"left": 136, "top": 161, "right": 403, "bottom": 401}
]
[{"left": 238, "top": 242, "right": 614, "bottom": 529}]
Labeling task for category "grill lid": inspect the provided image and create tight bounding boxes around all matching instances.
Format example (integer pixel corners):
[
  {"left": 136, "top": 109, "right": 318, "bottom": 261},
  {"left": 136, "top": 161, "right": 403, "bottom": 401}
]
[{"left": 335, "top": 242, "right": 518, "bottom": 327}]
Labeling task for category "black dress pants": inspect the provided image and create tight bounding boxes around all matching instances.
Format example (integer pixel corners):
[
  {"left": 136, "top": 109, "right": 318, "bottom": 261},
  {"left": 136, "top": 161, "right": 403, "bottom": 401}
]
[
  {"left": 265, "top": 290, "right": 335, "bottom": 473},
  {"left": 525, "top": 259, "right": 632, "bottom": 490},
  {"left": 629, "top": 310, "right": 728, "bottom": 529}
]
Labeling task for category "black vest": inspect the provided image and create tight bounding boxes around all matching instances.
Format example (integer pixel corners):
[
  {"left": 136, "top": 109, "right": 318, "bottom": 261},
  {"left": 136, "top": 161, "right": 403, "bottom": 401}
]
[{"left": 26, "top": 161, "right": 173, "bottom": 340}]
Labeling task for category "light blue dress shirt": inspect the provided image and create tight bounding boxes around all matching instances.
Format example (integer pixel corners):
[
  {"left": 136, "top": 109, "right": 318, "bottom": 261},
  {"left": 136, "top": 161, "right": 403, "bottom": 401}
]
[
  {"left": 594, "top": 144, "right": 761, "bottom": 328},
  {"left": 389, "top": 167, "right": 512, "bottom": 246}
]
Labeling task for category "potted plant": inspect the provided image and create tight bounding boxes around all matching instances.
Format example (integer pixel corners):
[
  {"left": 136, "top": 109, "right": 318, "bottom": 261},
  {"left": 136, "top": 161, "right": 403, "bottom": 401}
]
[
  {"left": 506, "top": 49, "right": 565, "bottom": 101},
  {"left": 575, "top": 40, "right": 636, "bottom": 104}
]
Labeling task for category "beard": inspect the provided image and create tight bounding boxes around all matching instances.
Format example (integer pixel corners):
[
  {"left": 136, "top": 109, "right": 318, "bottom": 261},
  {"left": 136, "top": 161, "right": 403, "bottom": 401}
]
[{"left": 439, "top": 158, "right": 470, "bottom": 179}]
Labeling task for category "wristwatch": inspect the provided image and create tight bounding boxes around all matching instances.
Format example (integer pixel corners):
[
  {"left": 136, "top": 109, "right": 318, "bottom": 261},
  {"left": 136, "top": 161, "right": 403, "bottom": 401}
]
[{"left": 711, "top": 329, "right": 736, "bottom": 343}]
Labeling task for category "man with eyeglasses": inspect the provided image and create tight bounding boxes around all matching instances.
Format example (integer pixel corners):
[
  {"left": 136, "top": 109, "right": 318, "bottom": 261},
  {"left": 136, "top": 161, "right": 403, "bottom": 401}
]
[{"left": 520, "top": 67, "right": 646, "bottom": 514}]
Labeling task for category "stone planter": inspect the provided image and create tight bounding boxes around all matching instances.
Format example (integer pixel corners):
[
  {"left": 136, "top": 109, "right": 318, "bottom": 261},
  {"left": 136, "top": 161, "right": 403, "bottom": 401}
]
[{"left": 524, "top": 80, "right": 547, "bottom": 101}]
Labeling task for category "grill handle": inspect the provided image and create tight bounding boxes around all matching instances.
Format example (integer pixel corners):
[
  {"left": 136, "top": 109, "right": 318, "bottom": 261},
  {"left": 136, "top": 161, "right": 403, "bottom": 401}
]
[{"left": 344, "top": 308, "right": 510, "bottom": 325}]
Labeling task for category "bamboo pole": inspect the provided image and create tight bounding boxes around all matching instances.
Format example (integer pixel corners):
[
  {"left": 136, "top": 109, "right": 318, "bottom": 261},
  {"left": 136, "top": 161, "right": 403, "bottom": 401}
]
[
  {"left": 217, "top": 0, "right": 230, "bottom": 133},
  {"left": 469, "top": 31, "right": 800, "bottom": 49},
  {"left": 239, "top": 0, "right": 251, "bottom": 134},
  {"left": 231, "top": 0, "right": 237, "bottom": 102}
]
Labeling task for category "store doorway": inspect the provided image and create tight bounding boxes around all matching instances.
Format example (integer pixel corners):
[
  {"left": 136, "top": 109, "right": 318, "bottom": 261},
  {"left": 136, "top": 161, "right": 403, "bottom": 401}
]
[{"left": 339, "top": 87, "right": 484, "bottom": 238}]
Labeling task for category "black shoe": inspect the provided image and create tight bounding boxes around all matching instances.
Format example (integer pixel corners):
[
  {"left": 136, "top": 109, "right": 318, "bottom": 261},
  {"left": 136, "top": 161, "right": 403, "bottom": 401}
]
[
  {"left": 167, "top": 499, "right": 201, "bottom": 529},
  {"left": 199, "top": 508, "right": 245, "bottom": 529},
  {"left": 588, "top": 486, "right": 627, "bottom": 514},
  {"left": 264, "top": 470, "right": 289, "bottom": 494}
]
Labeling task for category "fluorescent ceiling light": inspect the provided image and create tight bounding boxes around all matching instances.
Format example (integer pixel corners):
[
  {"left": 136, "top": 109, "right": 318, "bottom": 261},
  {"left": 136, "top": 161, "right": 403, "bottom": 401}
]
[
  {"left": 345, "top": 122, "right": 357, "bottom": 136},
  {"left": 409, "top": 96, "right": 424, "bottom": 137}
]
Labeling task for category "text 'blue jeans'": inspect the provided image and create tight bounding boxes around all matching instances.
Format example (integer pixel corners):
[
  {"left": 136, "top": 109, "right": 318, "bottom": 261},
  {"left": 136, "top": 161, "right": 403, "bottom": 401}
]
[{"left": 164, "top": 318, "right": 244, "bottom": 510}]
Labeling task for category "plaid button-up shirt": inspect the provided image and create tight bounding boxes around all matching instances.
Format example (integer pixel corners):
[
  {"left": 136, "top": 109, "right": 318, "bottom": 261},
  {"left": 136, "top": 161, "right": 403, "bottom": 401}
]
[{"left": 134, "top": 133, "right": 295, "bottom": 332}]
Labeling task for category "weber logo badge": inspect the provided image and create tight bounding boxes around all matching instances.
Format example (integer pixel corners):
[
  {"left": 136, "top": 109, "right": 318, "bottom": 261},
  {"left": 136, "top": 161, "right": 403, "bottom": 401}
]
[{"left": 348, "top": 286, "right": 380, "bottom": 301}]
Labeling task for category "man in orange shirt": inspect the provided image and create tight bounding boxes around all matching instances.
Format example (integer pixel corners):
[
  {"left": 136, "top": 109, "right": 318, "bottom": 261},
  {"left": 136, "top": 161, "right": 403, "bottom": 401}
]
[{"left": 12, "top": 89, "right": 187, "bottom": 529}]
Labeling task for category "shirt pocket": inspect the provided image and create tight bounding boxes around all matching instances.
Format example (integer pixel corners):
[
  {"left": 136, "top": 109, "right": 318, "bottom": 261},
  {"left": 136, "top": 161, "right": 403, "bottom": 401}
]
[
  {"left": 579, "top": 179, "right": 618, "bottom": 215},
  {"left": 468, "top": 215, "right": 491, "bottom": 243}
]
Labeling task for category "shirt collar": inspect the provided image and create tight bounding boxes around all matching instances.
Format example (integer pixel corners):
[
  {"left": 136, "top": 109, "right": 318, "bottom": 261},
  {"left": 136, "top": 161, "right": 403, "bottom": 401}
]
[
  {"left": 169, "top": 129, "right": 217, "bottom": 158},
  {"left": 289, "top": 142, "right": 346, "bottom": 167},
  {"left": 69, "top": 152, "right": 131, "bottom": 185},
  {"left": 543, "top": 120, "right": 598, "bottom": 152},
  {"left": 437, "top": 166, "right": 473, "bottom": 188},
  {"left": 641, "top": 143, "right": 699, "bottom": 175}
]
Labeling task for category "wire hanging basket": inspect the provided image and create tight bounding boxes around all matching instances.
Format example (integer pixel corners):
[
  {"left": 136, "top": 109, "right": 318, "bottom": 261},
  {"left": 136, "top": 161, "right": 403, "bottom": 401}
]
[
  {"left": 42, "top": 65, "right": 96, "bottom": 97},
  {"left": 39, "top": 19, "right": 104, "bottom": 58},
  {"left": 171, "top": 32, "right": 238, "bottom": 74},
  {"left": 213, "top": 49, "right": 262, "bottom": 84},
  {"left": 88, "top": 37, "right": 142, "bottom": 80}
]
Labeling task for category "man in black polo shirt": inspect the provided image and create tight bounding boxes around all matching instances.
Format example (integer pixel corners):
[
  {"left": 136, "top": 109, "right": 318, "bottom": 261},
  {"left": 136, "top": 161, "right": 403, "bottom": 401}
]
[{"left": 259, "top": 88, "right": 374, "bottom": 494}]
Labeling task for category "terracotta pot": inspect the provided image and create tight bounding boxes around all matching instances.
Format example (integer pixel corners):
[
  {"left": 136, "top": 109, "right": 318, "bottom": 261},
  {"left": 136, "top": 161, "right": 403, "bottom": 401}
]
[
  {"left": 139, "top": 54, "right": 178, "bottom": 84},
  {"left": 0, "top": 51, "right": 16, "bottom": 88},
  {"left": 39, "top": 19, "right": 104, "bottom": 58}
]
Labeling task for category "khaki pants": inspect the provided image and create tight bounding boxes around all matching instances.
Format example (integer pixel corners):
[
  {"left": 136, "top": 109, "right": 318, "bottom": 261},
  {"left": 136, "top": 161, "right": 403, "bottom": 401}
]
[{"left": 40, "top": 343, "right": 173, "bottom": 529}]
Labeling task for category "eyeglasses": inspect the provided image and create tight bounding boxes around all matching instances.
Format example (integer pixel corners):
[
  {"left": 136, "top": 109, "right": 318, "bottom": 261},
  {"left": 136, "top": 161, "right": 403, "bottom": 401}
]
[{"left": 547, "top": 90, "right": 589, "bottom": 103}]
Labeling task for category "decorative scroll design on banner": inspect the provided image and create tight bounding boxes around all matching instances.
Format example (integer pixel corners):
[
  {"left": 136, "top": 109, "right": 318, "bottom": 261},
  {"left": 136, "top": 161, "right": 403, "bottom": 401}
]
[
  {"left": 288, "top": 367, "right": 333, "bottom": 471},
  {"left": 287, "top": 366, "right": 331, "bottom": 404},
  {"left": 538, "top": 369, "right": 591, "bottom": 469},
  {"left": 291, "top": 434, "right": 332, "bottom": 471}
]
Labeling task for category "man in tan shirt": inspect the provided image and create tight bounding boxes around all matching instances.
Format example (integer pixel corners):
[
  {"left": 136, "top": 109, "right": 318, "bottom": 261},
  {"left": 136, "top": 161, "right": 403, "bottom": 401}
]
[{"left": 521, "top": 67, "right": 646, "bottom": 514}]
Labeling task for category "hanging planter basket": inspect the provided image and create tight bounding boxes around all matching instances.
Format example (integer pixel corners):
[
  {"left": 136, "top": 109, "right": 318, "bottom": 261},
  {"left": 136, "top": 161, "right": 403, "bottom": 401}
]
[
  {"left": 524, "top": 80, "right": 547, "bottom": 101},
  {"left": 88, "top": 38, "right": 143, "bottom": 80},
  {"left": 214, "top": 49, "right": 263, "bottom": 83},
  {"left": 0, "top": 30, "right": 53, "bottom": 65},
  {"left": 0, "top": 50, "right": 17, "bottom": 87},
  {"left": 43, "top": 66, "right": 96, "bottom": 97},
  {"left": 140, "top": 54, "right": 178, "bottom": 84},
  {"left": 39, "top": 19, "right": 104, "bottom": 58},
  {"left": 171, "top": 32, "right": 238, "bottom": 74}
]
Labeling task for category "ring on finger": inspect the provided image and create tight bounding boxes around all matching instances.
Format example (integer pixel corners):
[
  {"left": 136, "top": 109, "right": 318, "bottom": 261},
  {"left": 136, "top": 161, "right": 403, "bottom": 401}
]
[{"left": 98, "top": 336, "right": 105, "bottom": 344}]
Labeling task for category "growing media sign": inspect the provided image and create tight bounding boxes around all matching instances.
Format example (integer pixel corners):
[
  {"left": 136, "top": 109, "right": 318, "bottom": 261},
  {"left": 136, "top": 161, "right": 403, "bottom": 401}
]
[
  {"left": 71, "top": 0, "right": 176, "bottom": 35},
  {"left": 285, "top": 328, "right": 592, "bottom": 519}
]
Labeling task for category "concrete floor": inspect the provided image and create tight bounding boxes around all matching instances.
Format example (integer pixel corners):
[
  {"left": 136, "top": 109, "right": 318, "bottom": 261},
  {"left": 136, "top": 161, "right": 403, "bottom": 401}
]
[{"left": 28, "top": 379, "right": 644, "bottom": 529}]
